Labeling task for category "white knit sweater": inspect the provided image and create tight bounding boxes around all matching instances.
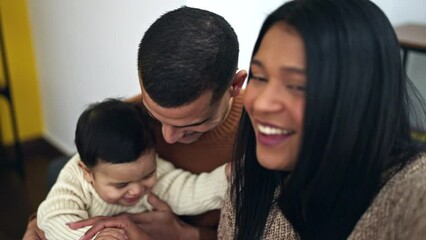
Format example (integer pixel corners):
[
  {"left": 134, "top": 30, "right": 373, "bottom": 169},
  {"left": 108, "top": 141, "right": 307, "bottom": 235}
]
[{"left": 38, "top": 154, "right": 227, "bottom": 240}]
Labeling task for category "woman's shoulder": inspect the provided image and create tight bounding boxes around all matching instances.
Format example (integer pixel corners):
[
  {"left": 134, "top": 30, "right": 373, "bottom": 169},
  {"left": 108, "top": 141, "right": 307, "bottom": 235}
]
[
  {"left": 393, "top": 152, "right": 426, "bottom": 182},
  {"left": 384, "top": 153, "right": 426, "bottom": 197},
  {"left": 376, "top": 152, "right": 426, "bottom": 210},
  {"left": 349, "top": 153, "right": 426, "bottom": 239},
  {"left": 365, "top": 153, "right": 426, "bottom": 204}
]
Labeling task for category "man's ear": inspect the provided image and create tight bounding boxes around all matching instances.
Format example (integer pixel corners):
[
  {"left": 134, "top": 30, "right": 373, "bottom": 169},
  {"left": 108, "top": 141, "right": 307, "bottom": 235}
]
[
  {"left": 78, "top": 161, "right": 94, "bottom": 183},
  {"left": 229, "top": 70, "right": 247, "bottom": 97}
]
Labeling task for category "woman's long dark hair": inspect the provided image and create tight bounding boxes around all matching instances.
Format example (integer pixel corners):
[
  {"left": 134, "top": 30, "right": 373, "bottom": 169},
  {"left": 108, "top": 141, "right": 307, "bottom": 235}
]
[{"left": 232, "top": 0, "right": 426, "bottom": 239}]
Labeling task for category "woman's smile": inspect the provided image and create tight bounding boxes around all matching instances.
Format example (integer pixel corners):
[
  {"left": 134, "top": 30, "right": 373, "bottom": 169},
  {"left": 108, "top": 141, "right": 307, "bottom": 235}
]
[{"left": 255, "top": 122, "right": 295, "bottom": 147}]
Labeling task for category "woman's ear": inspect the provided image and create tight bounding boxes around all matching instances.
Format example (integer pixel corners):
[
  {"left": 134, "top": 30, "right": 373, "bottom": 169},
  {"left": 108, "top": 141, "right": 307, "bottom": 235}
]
[
  {"left": 78, "top": 161, "right": 94, "bottom": 183},
  {"left": 229, "top": 70, "right": 247, "bottom": 97}
]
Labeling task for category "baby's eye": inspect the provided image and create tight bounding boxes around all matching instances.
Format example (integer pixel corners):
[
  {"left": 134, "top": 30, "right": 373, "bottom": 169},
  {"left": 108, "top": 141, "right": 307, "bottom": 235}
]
[
  {"left": 114, "top": 183, "right": 128, "bottom": 189},
  {"left": 143, "top": 171, "right": 156, "bottom": 180}
]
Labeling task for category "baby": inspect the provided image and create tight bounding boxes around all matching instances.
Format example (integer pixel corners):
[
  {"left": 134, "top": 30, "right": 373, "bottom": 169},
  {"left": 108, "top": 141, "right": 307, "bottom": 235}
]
[{"left": 37, "top": 99, "right": 227, "bottom": 239}]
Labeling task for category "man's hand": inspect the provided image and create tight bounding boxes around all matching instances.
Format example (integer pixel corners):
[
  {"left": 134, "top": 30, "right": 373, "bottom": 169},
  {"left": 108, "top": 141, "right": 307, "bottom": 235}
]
[
  {"left": 68, "top": 215, "right": 150, "bottom": 240},
  {"left": 22, "top": 216, "right": 46, "bottom": 240},
  {"left": 128, "top": 193, "right": 200, "bottom": 240},
  {"left": 95, "top": 227, "right": 127, "bottom": 240}
]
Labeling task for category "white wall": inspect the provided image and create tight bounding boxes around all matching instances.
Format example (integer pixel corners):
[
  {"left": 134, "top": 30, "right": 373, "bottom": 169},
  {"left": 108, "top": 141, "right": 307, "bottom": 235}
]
[
  {"left": 373, "top": 0, "right": 426, "bottom": 102},
  {"left": 27, "top": 0, "right": 185, "bottom": 154},
  {"left": 186, "top": 0, "right": 285, "bottom": 72},
  {"left": 28, "top": 0, "right": 426, "bottom": 154}
]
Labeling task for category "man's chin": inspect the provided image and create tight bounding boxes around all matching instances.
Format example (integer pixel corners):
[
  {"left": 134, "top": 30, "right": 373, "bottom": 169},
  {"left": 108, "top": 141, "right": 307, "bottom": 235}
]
[{"left": 177, "top": 134, "right": 202, "bottom": 144}]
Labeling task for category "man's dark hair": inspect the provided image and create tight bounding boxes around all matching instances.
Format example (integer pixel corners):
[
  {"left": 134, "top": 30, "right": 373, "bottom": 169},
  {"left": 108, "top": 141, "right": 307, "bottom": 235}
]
[
  {"left": 75, "top": 99, "right": 155, "bottom": 168},
  {"left": 138, "top": 6, "right": 239, "bottom": 107}
]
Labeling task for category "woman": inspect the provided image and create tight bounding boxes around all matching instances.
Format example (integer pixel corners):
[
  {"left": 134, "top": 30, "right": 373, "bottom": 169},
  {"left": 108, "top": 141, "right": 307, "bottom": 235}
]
[{"left": 219, "top": 0, "right": 426, "bottom": 239}]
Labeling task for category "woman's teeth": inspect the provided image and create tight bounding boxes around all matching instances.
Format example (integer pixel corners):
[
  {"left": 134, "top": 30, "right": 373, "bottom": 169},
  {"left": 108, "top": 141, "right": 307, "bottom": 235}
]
[{"left": 258, "top": 124, "right": 292, "bottom": 135}]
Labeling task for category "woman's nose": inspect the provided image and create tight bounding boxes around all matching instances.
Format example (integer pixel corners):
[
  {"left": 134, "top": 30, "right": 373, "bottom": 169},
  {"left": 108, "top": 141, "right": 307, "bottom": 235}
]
[{"left": 253, "top": 84, "right": 285, "bottom": 113}]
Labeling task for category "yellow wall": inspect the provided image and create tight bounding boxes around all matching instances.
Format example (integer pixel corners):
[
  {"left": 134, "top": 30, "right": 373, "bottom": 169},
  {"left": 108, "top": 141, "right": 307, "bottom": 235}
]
[{"left": 0, "top": 0, "right": 43, "bottom": 145}]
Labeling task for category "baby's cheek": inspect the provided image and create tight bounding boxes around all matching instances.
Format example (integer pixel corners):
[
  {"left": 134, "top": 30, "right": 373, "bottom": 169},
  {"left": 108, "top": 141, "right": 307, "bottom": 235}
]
[
  {"left": 101, "top": 189, "right": 125, "bottom": 204},
  {"left": 148, "top": 177, "right": 158, "bottom": 189}
]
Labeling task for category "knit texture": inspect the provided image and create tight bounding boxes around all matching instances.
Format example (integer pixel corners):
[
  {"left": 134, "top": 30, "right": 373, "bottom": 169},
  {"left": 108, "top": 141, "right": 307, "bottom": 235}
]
[
  {"left": 218, "top": 154, "right": 426, "bottom": 239},
  {"left": 154, "top": 93, "right": 244, "bottom": 240},
  {"left": 38, "top": 154, "right": 227, "bottom": 240}
]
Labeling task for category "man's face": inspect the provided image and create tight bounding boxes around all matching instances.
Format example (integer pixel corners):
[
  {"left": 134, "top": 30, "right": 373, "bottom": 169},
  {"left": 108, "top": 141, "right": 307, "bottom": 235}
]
[{"left": 141, "top": 85, "right": 231, "bottom": 144}]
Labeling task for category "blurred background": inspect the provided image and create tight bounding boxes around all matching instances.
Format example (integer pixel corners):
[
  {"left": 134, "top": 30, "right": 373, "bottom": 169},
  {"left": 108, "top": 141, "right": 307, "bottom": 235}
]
[{"left": 0, "top": 0, "right": 425, "bottom": 239}]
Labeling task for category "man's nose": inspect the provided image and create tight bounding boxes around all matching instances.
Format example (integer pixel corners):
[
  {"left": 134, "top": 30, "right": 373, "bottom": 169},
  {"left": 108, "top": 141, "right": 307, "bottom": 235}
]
[{"left": 161, "top": 124, "right": 183, "bottom": 144}]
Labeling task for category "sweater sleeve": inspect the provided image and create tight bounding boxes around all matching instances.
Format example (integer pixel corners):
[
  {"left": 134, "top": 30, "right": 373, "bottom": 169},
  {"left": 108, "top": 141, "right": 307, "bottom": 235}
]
[
  {"left": 37, "top": 154, "right": 92, "bottom": 240},
  {"left": 152, "top": 156, "right": 228, "bottom": 215}
]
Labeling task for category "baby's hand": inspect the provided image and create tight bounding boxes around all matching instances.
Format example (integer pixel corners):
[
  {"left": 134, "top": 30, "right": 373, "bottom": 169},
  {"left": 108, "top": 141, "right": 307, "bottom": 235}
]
[{"left": 94, "top": 227, "right": 127, "bottom": 240}]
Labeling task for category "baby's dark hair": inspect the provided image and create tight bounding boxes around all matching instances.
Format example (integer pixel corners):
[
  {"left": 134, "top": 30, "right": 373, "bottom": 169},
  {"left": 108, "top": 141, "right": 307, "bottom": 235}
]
[{"left": 75, "top": 99, "right": 155, "bottom": 168}]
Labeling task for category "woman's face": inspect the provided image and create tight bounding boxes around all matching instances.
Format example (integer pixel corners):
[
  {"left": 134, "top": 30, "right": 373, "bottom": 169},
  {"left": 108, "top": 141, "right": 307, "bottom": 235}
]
[{"left": 245, "top": 22, "right": 306, "bottom": 171}]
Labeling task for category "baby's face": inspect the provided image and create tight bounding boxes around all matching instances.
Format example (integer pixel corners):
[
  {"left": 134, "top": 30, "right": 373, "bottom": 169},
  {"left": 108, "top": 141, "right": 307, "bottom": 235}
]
[{"left": 87, "top": 150, "right": 157, "bottom": 206}]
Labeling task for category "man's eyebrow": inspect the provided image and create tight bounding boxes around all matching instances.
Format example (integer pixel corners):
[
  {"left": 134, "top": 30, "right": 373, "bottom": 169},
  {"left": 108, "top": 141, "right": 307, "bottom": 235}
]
[
  {"left": 174, "top": 118, "right": 210, "bottom": 128},
  {"left": 144, "top": 104, "right": 210, "bottom": 128}
]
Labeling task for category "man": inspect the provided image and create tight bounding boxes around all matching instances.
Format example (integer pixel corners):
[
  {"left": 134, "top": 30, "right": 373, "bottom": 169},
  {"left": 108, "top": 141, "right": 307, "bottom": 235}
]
[{"left": 24, "top": 6, "right": 246, "bottom": 240}]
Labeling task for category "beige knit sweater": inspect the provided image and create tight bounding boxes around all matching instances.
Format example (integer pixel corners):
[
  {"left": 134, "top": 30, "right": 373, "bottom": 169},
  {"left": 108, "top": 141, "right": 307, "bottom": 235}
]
[{"left": 218, "top": 154, "right": 426, "bottom": 239}]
